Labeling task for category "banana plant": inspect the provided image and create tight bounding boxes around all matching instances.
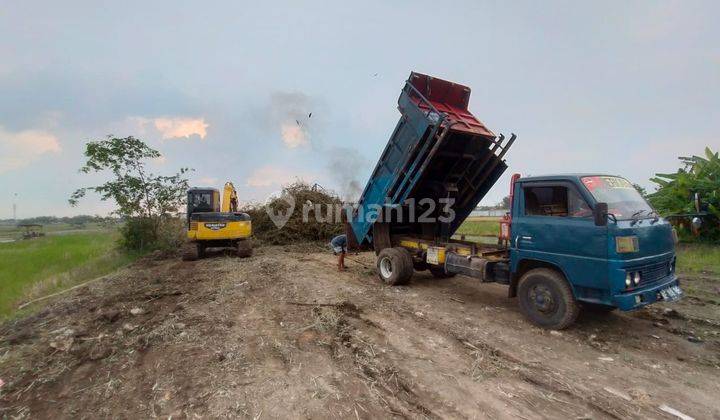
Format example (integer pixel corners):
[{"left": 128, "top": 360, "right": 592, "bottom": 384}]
[{"left": 648, "top": 147, "right": 719, "bottom": 239}]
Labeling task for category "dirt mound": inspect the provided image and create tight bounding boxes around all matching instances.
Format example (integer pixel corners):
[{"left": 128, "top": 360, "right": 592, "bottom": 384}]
[{"left": 242, "top": 182, "right": 344, "bottom": 244}]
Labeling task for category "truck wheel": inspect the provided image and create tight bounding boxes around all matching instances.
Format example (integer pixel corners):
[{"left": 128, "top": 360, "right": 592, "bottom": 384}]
[
  {"left": 517, "top": 268, "right": 579, "bottom": 330},
  {"left": 429, "top": 266, "right": 456, "bottom": 279},
  {"left": 377, "top": 247, "right": 413, "bottom": 285},
  {"left": 237, "top": 240, "right": 253, "bottom": 258},
  {"left": 197, "top": 243, "right": 206, "bottom": 259}
]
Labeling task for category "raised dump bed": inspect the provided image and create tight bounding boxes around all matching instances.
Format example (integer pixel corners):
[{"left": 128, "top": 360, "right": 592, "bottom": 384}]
[{"left": 347, "top": 72, "right": 514, "bottom": 249}]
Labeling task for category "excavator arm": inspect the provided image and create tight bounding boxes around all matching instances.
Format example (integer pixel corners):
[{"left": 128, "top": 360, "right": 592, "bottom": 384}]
[{"left": 222, "top": 182, "right": 239, "bottom": 213}]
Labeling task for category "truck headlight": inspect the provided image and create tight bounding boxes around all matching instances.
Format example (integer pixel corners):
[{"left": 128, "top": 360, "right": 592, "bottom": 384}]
[
  {"left": 616, "top": 236, "right": 639, "bottom": 253},
  {"left": 633, "top": 271, "right": 641, "bottom": 285},
  {"left": 625, "top": 273, "right": 632, "bottom": 287}
]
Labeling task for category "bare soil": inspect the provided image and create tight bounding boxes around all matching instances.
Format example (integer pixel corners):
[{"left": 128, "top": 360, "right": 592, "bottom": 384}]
[{"left": 1, "top": 244, "right": 719, "bottom": 419}]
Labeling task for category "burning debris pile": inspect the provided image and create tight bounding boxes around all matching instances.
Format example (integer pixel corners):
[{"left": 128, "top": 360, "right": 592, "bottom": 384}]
[{"left": 242, "top": 182, "right": 344, "bottom": 245}]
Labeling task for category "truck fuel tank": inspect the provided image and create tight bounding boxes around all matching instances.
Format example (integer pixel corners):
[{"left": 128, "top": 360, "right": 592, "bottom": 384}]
[{"left": 445, "top": 252, "right": 510, "bottom": 284}]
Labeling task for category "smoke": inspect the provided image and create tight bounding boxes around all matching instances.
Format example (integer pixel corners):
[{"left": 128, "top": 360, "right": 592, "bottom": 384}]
[
  {"left": 325, "top": 146, "right": 368, "bottom": 202},
  {"left": 260, "top": 91, "right": 368, "bottom": 202},
  {"left": 267, "top": 92, "right": 313, "bottom": 148}
]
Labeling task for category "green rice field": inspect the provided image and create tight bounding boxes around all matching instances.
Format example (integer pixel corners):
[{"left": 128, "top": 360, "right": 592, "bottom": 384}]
[{"left": 0, "top": 232, "right": 139, "bottom": 318}]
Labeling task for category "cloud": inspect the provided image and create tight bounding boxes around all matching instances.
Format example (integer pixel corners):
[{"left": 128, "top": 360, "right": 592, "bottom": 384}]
[
  {"left": 131, "top": 116, "right": 208, "bottom": 140},
  {"left": 280, "top": 122, "right": 309, "bottom": 148},
  {"left": 0, "top": 126, "right": 61, "bottom": 174},
  {"left": 154, "top": 117, "right": 208, "bottom": 140},
  {"left": 246, "top": 165, "right": 316, "bottom": 187}
]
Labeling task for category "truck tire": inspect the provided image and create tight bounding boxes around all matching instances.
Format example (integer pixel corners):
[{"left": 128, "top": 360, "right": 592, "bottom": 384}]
[
  {"left": 377, "top": 247, "right": 413, "bottom": 285},
  {"left": 517, "top": 268, "right": 579, "bottom": 330},
  {"left": 237, "top": 240, "right": 252, "bottom": 258},
  {"left": 429, "top": 266, "right": 456, "bottom": 279}
]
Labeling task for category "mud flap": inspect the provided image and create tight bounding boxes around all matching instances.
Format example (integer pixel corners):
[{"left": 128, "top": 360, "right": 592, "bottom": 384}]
[{"left": 372, "top": 222, "right": 392, "bottom": 255}]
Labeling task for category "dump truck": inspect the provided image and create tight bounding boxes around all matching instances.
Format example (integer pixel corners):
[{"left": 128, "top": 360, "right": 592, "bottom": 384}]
[{"left": 347, "top": 72, "right": 682, "bottom": 329}]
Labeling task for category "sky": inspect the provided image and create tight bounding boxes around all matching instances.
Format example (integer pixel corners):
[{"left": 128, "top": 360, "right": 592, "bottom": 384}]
[{"left": 1, "top": 0, "right": 718, "bottom": 218}]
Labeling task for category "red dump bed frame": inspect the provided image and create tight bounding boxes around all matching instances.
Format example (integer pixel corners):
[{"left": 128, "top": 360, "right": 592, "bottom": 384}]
[{"left": 407, "top": 73, "right": 495, "bottom": 137}]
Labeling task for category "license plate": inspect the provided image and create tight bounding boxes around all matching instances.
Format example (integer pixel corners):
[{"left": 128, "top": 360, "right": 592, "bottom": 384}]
[
  {"left": 426, "top": 247, "right": 440, "bottom": 265},
  {"left": 658, "top": 285, "right": 682, "bottom": 302}
]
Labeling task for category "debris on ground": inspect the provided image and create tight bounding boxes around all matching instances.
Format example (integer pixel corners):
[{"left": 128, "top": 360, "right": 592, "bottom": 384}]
[
  {"left": 603, "top": 386, "right": 631, "bottom": 401},
  {"left": 663, "top": 308, "right": 684, "bottom": 319},
  {"left": 0, "top": 246, "right": 718, "bottom": 418},
  {"left": 100, "top": 309, "right": 120, "bottom": 323},
  {"left": 241, "top": 182, "right": 344, "bottom": 244},
  {"left": 659, "top": 404, "right": 696, "bottom": 420}
]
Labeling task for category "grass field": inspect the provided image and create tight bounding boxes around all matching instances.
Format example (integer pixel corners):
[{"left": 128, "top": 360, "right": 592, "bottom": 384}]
[
  {"left": 0, "top": 231, "right": 139, "bottom": 318},
  {"left": 455, "top": 217, "right": 500, "bottom": 237},
  {"left": 677, "top": 243, "right": 720, "bottom": 274}
]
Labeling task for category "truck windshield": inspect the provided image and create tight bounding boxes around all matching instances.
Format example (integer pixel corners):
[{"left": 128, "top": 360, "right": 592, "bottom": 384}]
[{"left": 581, "top": 176, "right": 653, "bottom": 220}]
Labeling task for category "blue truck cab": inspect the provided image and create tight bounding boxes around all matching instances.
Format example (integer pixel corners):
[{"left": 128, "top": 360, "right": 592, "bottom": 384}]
[
  {"left": 508, "top": 174, "right": 681, "bottom": 327},
  {"left": 350, "top": 72, "right": 682, "bottom": 329}
]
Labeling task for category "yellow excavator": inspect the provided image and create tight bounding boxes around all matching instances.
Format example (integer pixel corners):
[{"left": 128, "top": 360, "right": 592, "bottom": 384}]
[{"left": 183, "top": 182, "right": 252, "bottom": 260}]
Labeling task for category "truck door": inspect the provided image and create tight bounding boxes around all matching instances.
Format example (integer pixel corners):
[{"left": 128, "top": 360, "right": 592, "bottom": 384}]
[{"left": 511, "top": 181, "right": 609, "bottom": 302}]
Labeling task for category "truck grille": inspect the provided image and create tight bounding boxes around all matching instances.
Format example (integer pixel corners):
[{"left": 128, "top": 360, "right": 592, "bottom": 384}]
[{"left": 638, "top": 259, "right": 671, "bottom": 285}]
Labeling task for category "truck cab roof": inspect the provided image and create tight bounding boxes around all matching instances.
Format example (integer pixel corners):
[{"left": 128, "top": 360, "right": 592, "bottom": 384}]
[
  {"left": 188, "top": 187, "right": 219, "bottom": 192},
  {"left": 517, "top": 173, "right": 622, "bottom": 183}
]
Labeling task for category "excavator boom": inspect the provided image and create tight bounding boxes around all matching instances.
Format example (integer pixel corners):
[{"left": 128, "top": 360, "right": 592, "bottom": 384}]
[{"left": 222, "top": 182, "right": 239, "bottom": 213}]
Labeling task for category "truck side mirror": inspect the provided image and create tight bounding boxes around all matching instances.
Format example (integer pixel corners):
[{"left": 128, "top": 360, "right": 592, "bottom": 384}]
[{"left": 594, "top": 202, "right": 608, "bottom": 227}]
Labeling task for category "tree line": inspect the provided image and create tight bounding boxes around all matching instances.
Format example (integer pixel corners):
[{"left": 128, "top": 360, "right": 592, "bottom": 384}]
[{"left": 0, "top": 215, "right": 118, "bottom": 226}]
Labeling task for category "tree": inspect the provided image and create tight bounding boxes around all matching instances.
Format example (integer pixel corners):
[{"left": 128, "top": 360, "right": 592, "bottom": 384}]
[
  {"left": 69, "top": 136, "right": 191, "bottom": 249},
  {"left": 648, "top": 147, "right": 719, "bottom": 239},
  {"left": 500, "top": 195, "right": 511, "bottom": 210}
]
